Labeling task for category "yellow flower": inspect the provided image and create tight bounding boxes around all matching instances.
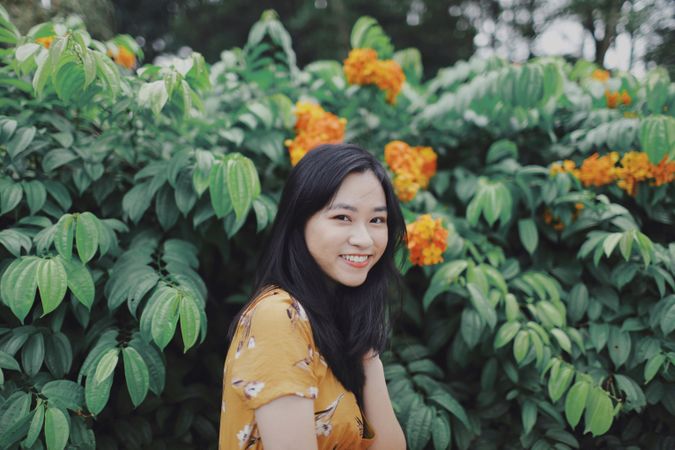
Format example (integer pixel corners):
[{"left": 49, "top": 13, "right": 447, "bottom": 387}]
[
  {"left": 592, "top": 69, "right": 610, "bottom": 82},
  {"left": 405, "top": 214, "right": 449, "bottom": 266},
  {"left": 615, "top": 151, "right": 653, "bottom": 196},
  {"left": 576, "top": 152, "right": 619, "bottom": 187},
  {"left": 343, "top": 48, "right": 406, "bottom": 104},
  {"left": 107, "top": 46, "right": 136, "bottom": 69},
  {"left": 605, "top": 90, "right": 619, "bottom": 109},
  {"left": 36, "top": 36, "right": 54, "bottom": 48},
  {"left": 384, "top": 140, "right": 437, "bottom": 202},
  {"left": 651, "top": 156, "right": 675, "bottom": 187},
  {"left": 284, "top": 102, "right": 347, "bottom": 166}
]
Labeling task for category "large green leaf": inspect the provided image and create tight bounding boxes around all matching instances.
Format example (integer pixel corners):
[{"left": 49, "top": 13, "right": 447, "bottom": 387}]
[
  {"left": 639, "top": 115, "right": 675, "bottom": 164},
  {"left": 37, "top": 257, "right": 68, "bottom": 314},
  {"left": 151, "top": 291, "right": 180, "bottom": 350},
  {"left": 122, "top": 346, "right": 149, "bottom": 407},
  {"left": 62, "top": 257, "right": 94, "bottom": 309},
  {"left": 209, "top": 160, "right": 232, "bottom": 218},
  {"left": 584, "top": 387, "right": 614, "bottom": 436},
  {"left": 564, "top": 380, "right": 590, "bottom": 428},
  {"left": 54, "top": 214, "right": 74, "bottom": 261},
  {"left": 44, "top": 406, "right": 69, "bottom": 450},
  {"left": 75, "top": 212, "right": 99, "bottom": 263},
  {"left": 179, "top": 294, "right": 201, "bottom": 352}
]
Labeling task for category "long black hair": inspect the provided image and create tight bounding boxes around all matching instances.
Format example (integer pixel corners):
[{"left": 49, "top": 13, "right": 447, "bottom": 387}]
[{"left": 227, "top": 143, "right": 407, "bottom": 408}]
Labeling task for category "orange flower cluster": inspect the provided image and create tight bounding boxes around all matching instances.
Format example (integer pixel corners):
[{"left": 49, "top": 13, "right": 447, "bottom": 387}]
[
  {"left": 550, "top": 152, "right": 675, "bottom": 196},
  {"left": 543, "top": 203, "right": 584, "bottom": 231},
  {"left": 106, "top": 46, "right": 136, "bottom": 70},
  {"left": 343, "top": 48, "right": 405, "bottom": 104},
  {"left": 384, "top": 140, "right": 437, "bottom": 202},
  {"left": 36, "top": 36, "right": 54, "bottom": 48},
  {"left": 591, "top": 69, "right": 610, "bottom": 82},
  {"left": 405, "top": 214, "right": 449, "bottom": 266},
  {"left": 283, "top": 102, "right": 347, "bottom": 166},
  {"left": 605, "top": 90, "right": 631, "bottom": 108}
]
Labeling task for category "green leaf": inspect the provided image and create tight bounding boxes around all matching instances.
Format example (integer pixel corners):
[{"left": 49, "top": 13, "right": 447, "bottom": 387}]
[
  {"left": 41, "top": 380, "right": 84, "bottom": 411},
  {"left": 603, "top": 233, "right": 623, "bottom": 258},
  {"left": 634, "top": 231, "right": 653, "bottom": 267},
  {"left": 567, "top": 283, "right": 588, "bottom": 323},
  {"left": 422, "top": 260, "right": 467, "bottom": 310},
  {"left": 122, "top": 346, "right": 150, "bottom": 407},
  {"left": 44, "top": 332, "right": 73, "bottom": 378},
  {"left": 75, "top": 212, "right": 99, "bottom": 263},
  {"left": 122, "top": 182, "right": 153, "bottom": 224},
  {"left": 94, "top": 348, "right": 119, "bottom": 384},
  {"left": 661, "top": 303, "right": 675, "bottom": 335},
  {"left": 0, "top": 181, "right": 22, "bottom": 215},
  {"left": 139, "top": 80, "right": 169, "bottom": 116},
  {"left": 85, "top": 367, "right": 114, "bottom": 415},
  {"left": 548, "top": 364, "right": 574, "bottom": 403},
  {"left": 584, "top": 387, "right": 614, "bottom": 436},
  {"left": 62, "top": 257, "right": 94, "bottom": 309},
  {"left": 44, "top": 406, "right": 69, "bottom": 450},
  {"left": 54, "top": 214, "right": 74, "bottom": 261},
  {"left": 427, "top": 391, "right": 470, "bottom": 428},
  {"left": 0, "top": 350, "right": 20, "bottom": 371},
  {"left": 24, "top": 402, "right": 44, "bottom": 448},
  {"left": 521, "top": 400, "right": 537, "bottom": 434},
  {"left": 608, "top": 327, "right": 631, "bottom": 368},
  {"left": 22, "top": 180, "right": 47, "bottom": 214},
  {"left": 639, "top": 114, "right": 675, "bottom": 164},
  {"left": 21, "top": 332, "right": 45, "bottom": 376},
  {"left": 518, "top": 218, "right": 538, "bottom": 255},
  {"left": 494, "top": 321, "right": 521, "bottom": 349},
  {"left": 37, "top": 257, "right": 68, "bottom": 315},
  {"left": 513, "top": 330, "right": 530, "bottom": 364},
  {"left": 209, "top": 161, "right": 232, "bottom": 218},
  {"left": 564, "top": 380, "right": 590, "bottom": 428},
  {"left": 6, "top": 126, "right": 36, "bottom": 159},
  {"left": 550, "top": 328, "right": 572, "bottom": 354},
  {"left": 644, "top": 353, "right": 665, "bottom": 383},
  {"left": 227, "top": 155, "right": 260, "bottom": 221},
  {"left": 179, "top": 294, "right": 201, "bottom": 352},
  {"left": 589, "top": 322, "right": 609, "bottom": 351},
  {"left": 151, "top": 291, "right": 180, "bottom": 350},
  {"left": 8, "top": 257, "right": 39, "bottom": 323},
  {"left": 431, "top": 412, "right": 451, "bottom": 450},
  {"left": 467, "top": 283, "right": 497, "bottom": 329},
  {"left": 405, "top": 404, "right": 433, "bottom": 450},
  {"left": 619, "top": 230, "right": 634, "bottom": 261}
]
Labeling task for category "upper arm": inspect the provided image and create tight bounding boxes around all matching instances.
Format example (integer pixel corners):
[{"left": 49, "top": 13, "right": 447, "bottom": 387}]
[
  {"left": 255, "top": 395, "right": 318, "bottom": 450},
  {"left": 362, "top": 356, "right": 406, "bottom": 450}
]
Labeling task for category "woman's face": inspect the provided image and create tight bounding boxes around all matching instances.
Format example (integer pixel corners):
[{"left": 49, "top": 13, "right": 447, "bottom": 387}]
[{"left": 304, "top": 170, "right": 389, "bottom": 288}]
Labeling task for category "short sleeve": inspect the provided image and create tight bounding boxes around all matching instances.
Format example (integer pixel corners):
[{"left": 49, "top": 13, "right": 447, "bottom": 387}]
[{"left": 229, "top": 296, "right": 321, "bottom": 410}]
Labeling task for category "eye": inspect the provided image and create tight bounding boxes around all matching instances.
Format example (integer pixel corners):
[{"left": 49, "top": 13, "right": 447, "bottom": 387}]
[
  {"left": 372, "top": 217, "right": 387, "bottom": 224},
  {"left": 334, "top": 215, "right": 350, "bottom": 222}
]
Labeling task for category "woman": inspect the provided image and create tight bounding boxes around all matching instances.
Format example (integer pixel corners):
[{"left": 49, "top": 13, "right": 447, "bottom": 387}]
[{"left": 219, "top": 143, "right": 407, "bottom": 450}]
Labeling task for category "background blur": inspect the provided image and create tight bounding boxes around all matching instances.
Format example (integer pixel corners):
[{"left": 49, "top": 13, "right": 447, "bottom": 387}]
[{"left": 3, "top": 0, "right": 674, "bottom": 79}]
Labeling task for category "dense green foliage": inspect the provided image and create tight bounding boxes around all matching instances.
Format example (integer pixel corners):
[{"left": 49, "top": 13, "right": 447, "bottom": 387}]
[{"left": 1, "top": 7, "right": 674, "bottom": 450}]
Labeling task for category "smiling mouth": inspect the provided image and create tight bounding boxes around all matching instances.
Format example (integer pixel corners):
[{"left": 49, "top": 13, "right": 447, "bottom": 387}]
[{"left": 340, "top": 255, "right": 371, "bottom": 266}]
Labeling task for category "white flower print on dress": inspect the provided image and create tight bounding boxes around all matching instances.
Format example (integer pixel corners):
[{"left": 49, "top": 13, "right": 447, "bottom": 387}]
[
  {"left": 247, "top": 336, "right": 255, "bottom": 349},
  {"left": 314, "top": 393, "right": 344, "bottom": 437},
  {"left": 243, "top": 381, "right": 265, "bottom": 398},
  {"left": 236, "top": 423, "right": 252, "bottom": 448},
  {"left": 307, "top": 386, "right": 319, "bottom": 399}
]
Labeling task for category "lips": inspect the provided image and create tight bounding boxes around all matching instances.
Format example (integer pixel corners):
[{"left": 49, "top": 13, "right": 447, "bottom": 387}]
[{"left": 340, "top": 254, "right": 370, "bottom": 268}]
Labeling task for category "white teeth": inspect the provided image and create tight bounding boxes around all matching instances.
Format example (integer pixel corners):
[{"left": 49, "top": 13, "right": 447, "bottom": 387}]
[{"left": 342, "top": 255, "right": 368, "bottom": 263}]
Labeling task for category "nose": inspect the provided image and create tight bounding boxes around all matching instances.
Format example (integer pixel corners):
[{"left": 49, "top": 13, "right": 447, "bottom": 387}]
[{"left": 348, "top": 222, "right": 374, "bottom": 248}]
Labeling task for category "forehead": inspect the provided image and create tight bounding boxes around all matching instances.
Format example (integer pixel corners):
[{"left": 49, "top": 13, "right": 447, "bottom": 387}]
[{"left": 326, "top": 171, "right": 387, "bottom": 210}]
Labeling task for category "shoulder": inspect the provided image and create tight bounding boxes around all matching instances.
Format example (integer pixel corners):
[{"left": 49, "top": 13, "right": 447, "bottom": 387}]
[{"left": 243, "top": 288, "right": 311, "bottom": 331}]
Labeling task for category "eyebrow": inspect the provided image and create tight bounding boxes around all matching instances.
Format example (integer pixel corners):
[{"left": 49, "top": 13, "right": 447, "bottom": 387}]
[{"left": 328, "top": 203, "right": 387, "bottom": 213}]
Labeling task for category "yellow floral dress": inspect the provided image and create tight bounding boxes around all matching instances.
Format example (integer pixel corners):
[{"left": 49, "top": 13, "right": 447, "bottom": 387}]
[{"left": 219, "top": 287, "right": 376, "bottom": 449}]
